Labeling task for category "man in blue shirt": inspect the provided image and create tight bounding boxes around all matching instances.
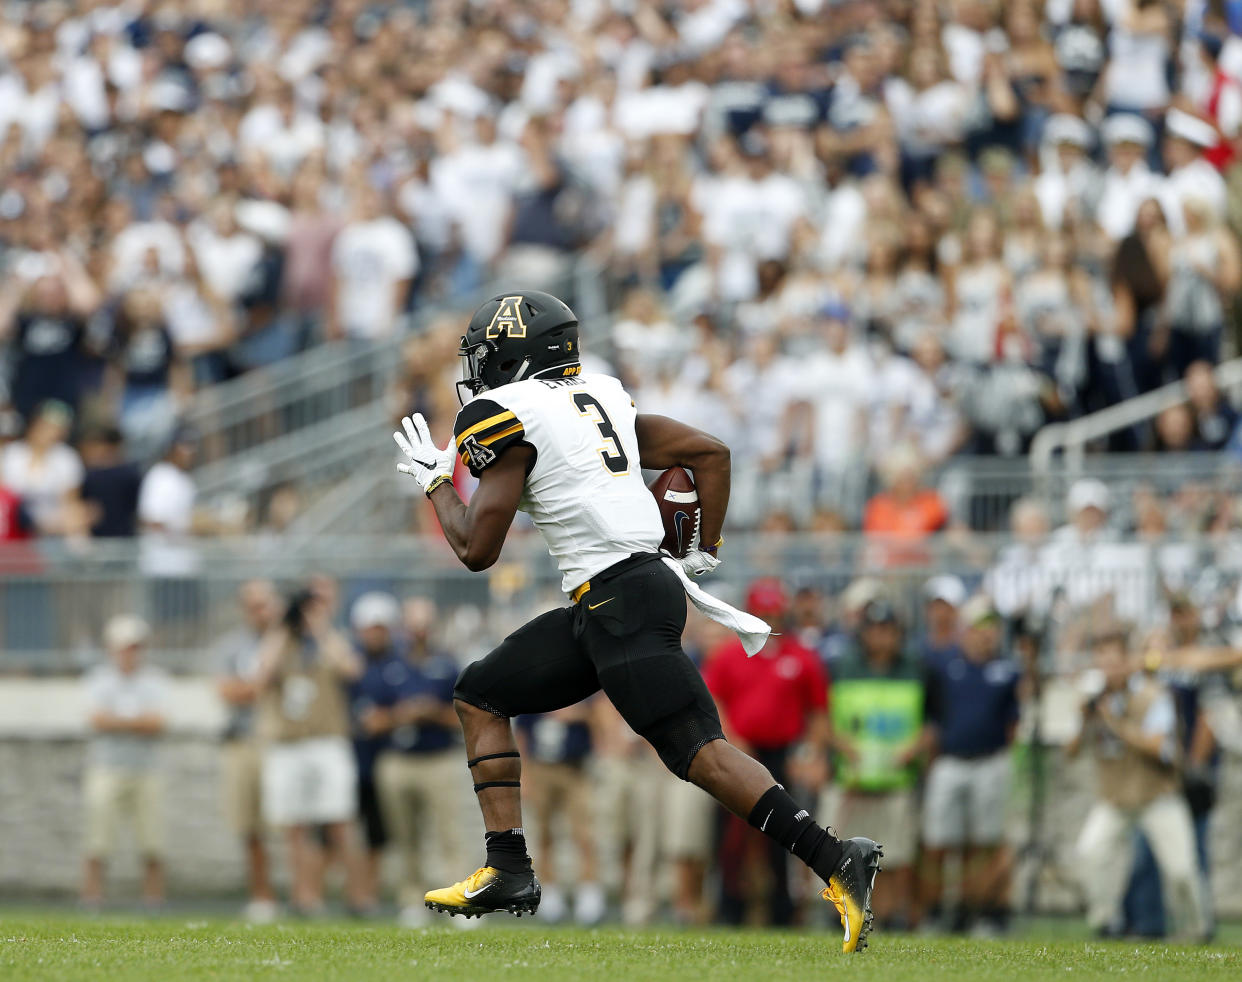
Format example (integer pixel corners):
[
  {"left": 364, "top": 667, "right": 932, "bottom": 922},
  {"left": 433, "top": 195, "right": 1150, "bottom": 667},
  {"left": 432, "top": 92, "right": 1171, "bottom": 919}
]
[
  {"left": 921, "top": 595, "right": 1020, "bottom": 934},
  {"left": 920, "top": 575, "right": 967, "bottom": 667},
  {"left": 349, "top": 592, "right": 405, "bottom": 912},
  {"left": 359, "top": 595, "right": 462, "bottom": 927}
]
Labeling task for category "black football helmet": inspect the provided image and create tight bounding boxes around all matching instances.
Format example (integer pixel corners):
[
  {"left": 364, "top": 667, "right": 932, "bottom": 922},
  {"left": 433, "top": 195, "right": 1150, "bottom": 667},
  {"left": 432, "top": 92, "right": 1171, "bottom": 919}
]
[{"left": 456, "top": 290, "right": 580, "bottom": 403}]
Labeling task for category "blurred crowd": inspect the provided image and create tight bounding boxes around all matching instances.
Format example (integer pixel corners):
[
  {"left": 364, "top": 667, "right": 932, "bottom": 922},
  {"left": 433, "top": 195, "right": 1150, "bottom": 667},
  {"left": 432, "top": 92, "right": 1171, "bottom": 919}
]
[
  {"left": 5, "top": 0, "right": 1242, "bottom": 539},
  {"left": 77, "top": 559, "right": 1242, "bottom": 938}
]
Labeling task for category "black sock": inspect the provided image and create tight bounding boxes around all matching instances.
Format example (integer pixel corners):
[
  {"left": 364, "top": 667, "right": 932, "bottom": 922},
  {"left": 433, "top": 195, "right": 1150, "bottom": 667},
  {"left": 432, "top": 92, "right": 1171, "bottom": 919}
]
[
  {"left": 484, "top": 828, "right": 532, "bottom": 874},
  {"left": 747, "top": 784, "right": 844, "bottom": 883}
]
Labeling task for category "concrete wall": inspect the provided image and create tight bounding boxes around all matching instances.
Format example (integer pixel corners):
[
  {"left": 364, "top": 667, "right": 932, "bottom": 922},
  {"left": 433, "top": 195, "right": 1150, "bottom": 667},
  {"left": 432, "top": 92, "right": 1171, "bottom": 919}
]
[{"left": 1, "top": 679, "right": 1240, "bottom": 917}]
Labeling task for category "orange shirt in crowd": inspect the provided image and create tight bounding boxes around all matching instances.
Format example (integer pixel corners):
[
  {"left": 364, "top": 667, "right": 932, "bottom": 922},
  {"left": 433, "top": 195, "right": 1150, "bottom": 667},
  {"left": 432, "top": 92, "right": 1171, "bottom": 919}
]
[{"left": 862, "top": 489, "right": 948, "bottom": 566}]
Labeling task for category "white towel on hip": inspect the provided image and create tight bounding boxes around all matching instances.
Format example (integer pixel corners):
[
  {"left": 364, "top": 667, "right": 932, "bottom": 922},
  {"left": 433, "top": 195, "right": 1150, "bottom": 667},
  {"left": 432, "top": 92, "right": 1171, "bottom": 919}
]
[{"left": 661, "top": 557, "right": 771, "bottom": 656}]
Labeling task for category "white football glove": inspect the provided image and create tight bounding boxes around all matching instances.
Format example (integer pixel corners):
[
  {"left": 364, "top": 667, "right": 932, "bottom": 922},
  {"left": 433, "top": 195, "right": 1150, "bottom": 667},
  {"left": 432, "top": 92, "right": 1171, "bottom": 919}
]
[
  {"left": 679, "top": 548, "right": 722, "bottom": 577},
  {"left": 393, "top": 414, "right": 455, "bottom": 495},
  {"left": 675, "top": 510, "right": 721, "bottom": 576}
]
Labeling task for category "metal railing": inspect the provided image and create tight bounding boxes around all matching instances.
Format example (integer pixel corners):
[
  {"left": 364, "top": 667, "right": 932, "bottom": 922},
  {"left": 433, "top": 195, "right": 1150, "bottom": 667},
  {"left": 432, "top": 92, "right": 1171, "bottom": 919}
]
[
  {"left": 182, "top": 260, "right": 608, "bottom": 514},
  {"left": 1030, "top": 357, "right": 1242, "bottom": 473},
  {"left": 940, "top": 451, "right": 1242, "bottom": 529},
  {"left": 1, "top": 531, "right": 1237, "bottom": 673},
  {"left": 308, "top": 449, "right": 1242, "bottom": 537}
]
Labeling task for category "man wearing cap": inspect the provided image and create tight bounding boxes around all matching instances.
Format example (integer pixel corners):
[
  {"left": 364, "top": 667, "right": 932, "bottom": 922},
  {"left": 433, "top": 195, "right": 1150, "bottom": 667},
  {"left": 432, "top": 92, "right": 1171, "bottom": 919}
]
[
  {"left": 1051, "top": 477, "right": 1114, "bottom": 546},
  {"left": 823, "top": 599, "right": 933, "bottom": 929},
  {"left": 702, "top": 580, "right": 829, "bottom": 926},
  {"left": 1045, "top": 478, "right": 1150, "bottom": 624},
  {"left": 1160, "top": 109, "right": 1228, "bottom": 231},
  {"left": 80, "top": 614, "right": 170, "bottom": 908},
  {"left": 920, "top": 575, "right": 967, "bottom": 667},
  {"left": 1034, "top": 113, "right": 1101, "bottom": 230},
  {"left": 921, "top": 596, "right": 1020, "bottom": 935},
  {"left": 359, "top": 595, "right": 463, "bottom": 927},
  {"left": 348, "top": 591, "right": 405, "bottom": 913},
  {"left": 1097, "top": 114, "right": 1162, "bottom": 240}
]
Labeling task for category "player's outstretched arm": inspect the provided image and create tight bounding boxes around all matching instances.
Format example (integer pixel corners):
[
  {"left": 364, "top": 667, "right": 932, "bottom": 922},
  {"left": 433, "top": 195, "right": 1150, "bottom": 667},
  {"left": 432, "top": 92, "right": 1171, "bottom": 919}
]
[
  {"left": 427, "top": 445, "right": 532, "bottom": 572},
  {"left": 635, "top": 413, "right": 730, "bottom": 549}
]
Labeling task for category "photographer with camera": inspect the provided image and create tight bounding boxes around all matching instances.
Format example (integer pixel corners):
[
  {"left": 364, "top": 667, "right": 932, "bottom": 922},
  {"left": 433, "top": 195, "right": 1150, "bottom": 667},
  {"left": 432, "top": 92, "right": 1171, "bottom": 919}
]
[
  {"left": 255, "top": 583, "right": 365, "bottom": 915},
  {"left": 1067, "top": 625, "right": 1207, "bottom": 941}
]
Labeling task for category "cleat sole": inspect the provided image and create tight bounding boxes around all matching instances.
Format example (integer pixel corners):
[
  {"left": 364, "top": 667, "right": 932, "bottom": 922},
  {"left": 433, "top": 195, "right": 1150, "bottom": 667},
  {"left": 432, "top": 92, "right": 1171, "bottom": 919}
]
[{"left": 425, "top": 899, "right": 541, "bottom": 919}]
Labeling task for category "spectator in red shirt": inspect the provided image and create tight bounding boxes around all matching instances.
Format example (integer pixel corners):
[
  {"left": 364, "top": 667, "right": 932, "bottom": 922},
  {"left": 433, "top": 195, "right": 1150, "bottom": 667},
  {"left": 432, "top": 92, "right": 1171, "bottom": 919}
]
[{"left": 703, "top": 579, "right": 830, "bottom": 926}]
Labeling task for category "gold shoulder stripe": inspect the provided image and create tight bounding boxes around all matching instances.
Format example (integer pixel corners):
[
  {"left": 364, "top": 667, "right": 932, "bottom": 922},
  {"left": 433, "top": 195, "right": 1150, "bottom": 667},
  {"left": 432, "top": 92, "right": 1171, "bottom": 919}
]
[
  {"left": 455, "top": 410, "right": 517, "bottom": 447},
  {"left": 477, "top": 422, "right": 524, "bottom": 447}
]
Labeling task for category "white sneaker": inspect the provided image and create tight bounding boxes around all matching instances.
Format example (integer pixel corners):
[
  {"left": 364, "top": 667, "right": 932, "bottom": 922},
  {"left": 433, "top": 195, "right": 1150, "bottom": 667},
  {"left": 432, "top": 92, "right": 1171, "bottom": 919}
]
[
  {"left": 574, "top": 882, "right": 606, "bottom": 925},
  {"left": 243, "top": 899, "right": 280, "bottom": 924},
  {"left": 398, "top": 905, "right": 430, "bottom": 929},
  {"left": 540, "top": 884, "right": 567, "bottom": 923}
]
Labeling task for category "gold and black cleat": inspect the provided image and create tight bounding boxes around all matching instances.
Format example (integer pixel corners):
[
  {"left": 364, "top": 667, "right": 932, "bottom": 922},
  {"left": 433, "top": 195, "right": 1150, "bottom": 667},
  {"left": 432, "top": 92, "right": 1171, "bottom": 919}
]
[
  {"left": 822, "top": 837, "right": 883, "bottom": 953},
  {"left": 424, "top": 866, "right": 541, "bottom": 919}
]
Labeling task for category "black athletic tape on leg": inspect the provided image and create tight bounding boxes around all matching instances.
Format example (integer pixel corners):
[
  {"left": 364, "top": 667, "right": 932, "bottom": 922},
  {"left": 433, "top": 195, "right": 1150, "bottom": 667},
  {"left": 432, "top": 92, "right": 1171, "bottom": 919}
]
[
  {"left": 473, "top": 781, "right": 521, "bottom": 793},
  {"left": 467, "top": 751, "right": 522, "bottom": 768}
]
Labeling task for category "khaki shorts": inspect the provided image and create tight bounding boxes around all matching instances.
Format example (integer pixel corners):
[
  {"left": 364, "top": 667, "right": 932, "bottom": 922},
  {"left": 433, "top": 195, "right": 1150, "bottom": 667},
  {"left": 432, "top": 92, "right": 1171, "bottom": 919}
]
[
  {"left": 83, "top": 767, "right": 164, "bottom": 859},
  {"left": 819, "top": 785, "right": 918, "bottom": 868},
  {"left": 221, "top": 740, "right": 264, "bottom": 837},
  {"left": 525, "top": 760, "right": 592, "bottom": 835},
  {"left": 662, "top": 774, "right": 717, "bottom": 863},
  {"left": 923, "top": 751, "right": 1011, "bottom": 848}
]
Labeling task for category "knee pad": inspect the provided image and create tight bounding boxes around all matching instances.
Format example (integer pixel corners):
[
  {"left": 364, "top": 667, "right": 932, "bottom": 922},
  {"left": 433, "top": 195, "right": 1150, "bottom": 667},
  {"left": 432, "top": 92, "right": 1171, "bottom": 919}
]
[{"left": 640, "top": 704, "right": 724, "bottom": 781}]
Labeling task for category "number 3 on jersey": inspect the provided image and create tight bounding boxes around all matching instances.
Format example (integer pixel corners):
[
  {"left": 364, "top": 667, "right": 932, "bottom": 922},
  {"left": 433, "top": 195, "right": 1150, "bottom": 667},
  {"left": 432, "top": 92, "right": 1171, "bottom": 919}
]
[{"left": 573, "top": 393, "right": 629, "bottom": 474}]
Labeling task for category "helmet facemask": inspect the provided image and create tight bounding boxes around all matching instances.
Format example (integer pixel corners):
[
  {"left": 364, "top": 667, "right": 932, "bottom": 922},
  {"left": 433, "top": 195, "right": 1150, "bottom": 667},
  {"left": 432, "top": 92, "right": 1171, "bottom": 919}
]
[{"left": 456, "top": 336, "right": 492, "bottom": 405}]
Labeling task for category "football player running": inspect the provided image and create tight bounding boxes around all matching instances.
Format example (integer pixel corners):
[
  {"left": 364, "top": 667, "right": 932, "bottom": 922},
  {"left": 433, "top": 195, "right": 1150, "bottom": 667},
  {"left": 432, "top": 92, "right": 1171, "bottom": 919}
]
[{"left": 394, "top": 291, "right": 881, "bottom": 951}]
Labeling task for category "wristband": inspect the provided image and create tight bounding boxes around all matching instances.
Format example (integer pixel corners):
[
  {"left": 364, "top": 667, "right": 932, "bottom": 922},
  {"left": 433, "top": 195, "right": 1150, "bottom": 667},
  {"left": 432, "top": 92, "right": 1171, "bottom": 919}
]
[
  {"left": 704, "top": 535, "right": 723, "bottom": 557},
  {"left": 425, "top": 474, "right": 453, "bottom": 497}
]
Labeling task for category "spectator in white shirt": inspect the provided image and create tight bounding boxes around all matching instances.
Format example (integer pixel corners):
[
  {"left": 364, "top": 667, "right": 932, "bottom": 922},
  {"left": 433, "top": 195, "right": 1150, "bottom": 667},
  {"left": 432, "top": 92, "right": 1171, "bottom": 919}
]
[
  {"left": 1043, "top": 478, "right": 1153, "bottom": 623},
  {"left": 0, "top": 400, "right": 83, "bottom": 536},
  {"left": 238, "top": 82, "right": 325, "bottom": 178},
  {"left": 1034, "top": 114, "right": 1100, "bottom": 231},
  {"left": 947, "top": 209, "right": 1011, "bottom": 363},
  {"left": 137, "top": 426, "right": 202, "bottom": 578},
  {"left": 1102, "top": 0, "right": 1172, "bottom": 116},
  {"left": 1158, "top": 109, "right": 1227, "bottom": 234},
  {"left": 327, "top": 184, "right": 417, "bottom": 342},
  {"left": 1097, "top": 113, "right": 1161, "bottom": 240},
  {"left": 107, "top": 202, "right": 186, "bottom": 292},
  {"left": 986, "top": 497, "right": 1053, "bottom": 618},
  {"left": 80, "top": 614, "right": 170, "bottom": 909},
  {"left": 186, "top": 198, "right": 263, "bottom": 304},
  {"left": 888, "top": 45, "right": 970, "bottom": 190},
  {"left": 431, "top": 114, "right": 524, "bottom": 278},
  {"left": 792, "top": 302, "right": 874, "bottom": 513}
]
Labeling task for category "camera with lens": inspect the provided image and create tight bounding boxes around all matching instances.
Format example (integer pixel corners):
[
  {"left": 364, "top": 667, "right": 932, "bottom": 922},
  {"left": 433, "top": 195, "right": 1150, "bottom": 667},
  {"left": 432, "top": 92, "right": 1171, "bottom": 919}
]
[{"left": 283, "top": 588, "right": 316, "bottom": 634}]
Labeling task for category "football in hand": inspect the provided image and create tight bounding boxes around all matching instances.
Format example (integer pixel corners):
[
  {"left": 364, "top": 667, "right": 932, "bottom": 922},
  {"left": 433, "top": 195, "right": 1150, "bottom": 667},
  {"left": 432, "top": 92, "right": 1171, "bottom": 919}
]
[{"left": 649, "top": 466, "right": 700, "bottom": 558}]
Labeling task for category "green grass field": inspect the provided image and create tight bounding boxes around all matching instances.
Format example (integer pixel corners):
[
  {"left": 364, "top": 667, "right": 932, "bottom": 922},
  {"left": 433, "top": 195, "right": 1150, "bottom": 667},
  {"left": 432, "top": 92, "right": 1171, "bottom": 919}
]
[{"left": 1, "top": 914, "right": 1239, "bottom": 982}]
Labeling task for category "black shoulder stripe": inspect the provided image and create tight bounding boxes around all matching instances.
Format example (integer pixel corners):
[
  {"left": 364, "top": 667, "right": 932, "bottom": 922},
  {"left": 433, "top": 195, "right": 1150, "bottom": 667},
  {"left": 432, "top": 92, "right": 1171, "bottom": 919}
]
[{"left": 455, "top": 398, "right": 525, "bottom": 447}]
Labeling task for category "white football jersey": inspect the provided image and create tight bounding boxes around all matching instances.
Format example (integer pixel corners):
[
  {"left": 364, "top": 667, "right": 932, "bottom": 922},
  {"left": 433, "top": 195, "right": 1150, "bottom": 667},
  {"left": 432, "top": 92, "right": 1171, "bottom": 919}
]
[{"left": 453, "top": 372, "right": 663, "bottom": 593}]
